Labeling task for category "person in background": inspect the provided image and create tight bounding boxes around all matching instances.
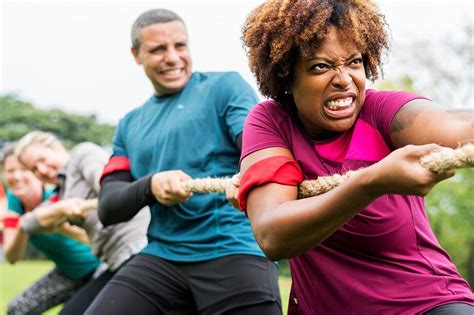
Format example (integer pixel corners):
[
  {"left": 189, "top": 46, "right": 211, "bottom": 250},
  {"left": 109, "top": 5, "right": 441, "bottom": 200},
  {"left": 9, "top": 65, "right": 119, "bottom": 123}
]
[
  {"left": 0, "top": 183, "right": 6, "bottom": 216},
  {"left": 0, "top": 182, "right": 7, "bottom": 261},
  {"left": 86, "top": 8, "right": 281, "bottom": 315},
  {"left": 2, "top": 143, "right": 101, "bottom": 315},
  {"left": 239, "top": 0, "right": 474, "bottom": 314},
  {"left": 14, "top": 131, "right": 150, "bottom": 315}
]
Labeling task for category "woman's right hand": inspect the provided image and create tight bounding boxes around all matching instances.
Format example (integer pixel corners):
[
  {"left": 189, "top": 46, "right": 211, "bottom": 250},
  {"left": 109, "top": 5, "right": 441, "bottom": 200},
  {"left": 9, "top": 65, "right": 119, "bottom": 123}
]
[
  {"left": 51, "top": 198, "right": 87, "bottom": 219},
  {"left": 34, "top": 198, "right": 87, "bottom": 229},
  {"left": 366, "top": 144, "right": 455, "bottom": 197}
]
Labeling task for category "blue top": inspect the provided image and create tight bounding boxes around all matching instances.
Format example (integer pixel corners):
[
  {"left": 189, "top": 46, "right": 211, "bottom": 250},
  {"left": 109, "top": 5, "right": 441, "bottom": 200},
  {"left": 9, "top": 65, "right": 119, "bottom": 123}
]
[
  {"left": 113, "top": 71, "right": 264, "bottom": 262},
  {"left": 7, "top": 188, "right": 101, "bottom": 280}
]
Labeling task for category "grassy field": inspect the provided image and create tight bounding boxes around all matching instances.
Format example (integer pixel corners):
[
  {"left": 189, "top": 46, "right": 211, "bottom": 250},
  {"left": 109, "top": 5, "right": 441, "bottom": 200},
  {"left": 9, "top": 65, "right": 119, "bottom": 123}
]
[
  {"left": 1, "top": 260, "right": 291, "bottom": 314},
  {"left": 0, "top": 261, "right": 62, "bottom": 314}
]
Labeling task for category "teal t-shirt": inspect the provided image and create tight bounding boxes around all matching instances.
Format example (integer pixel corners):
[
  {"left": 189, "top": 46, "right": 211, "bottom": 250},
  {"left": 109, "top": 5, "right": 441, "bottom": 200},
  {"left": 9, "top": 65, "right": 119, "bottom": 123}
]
[
  {"left": 7, "top": 188, "right": 100, "bottom": 280},
  {"left": 113, "top": 71, "right": 264, "bottom": 261}
]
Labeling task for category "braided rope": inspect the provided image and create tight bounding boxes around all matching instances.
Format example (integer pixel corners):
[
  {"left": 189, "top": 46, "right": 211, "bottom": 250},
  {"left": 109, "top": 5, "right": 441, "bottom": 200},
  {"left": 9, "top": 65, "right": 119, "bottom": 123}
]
[
  {"left": 182, "top": 178, "right": 229, "bottom": 194},
  {"left": 184, "top": 144, "right": 474, "bottom": 198},
  {"left": 81, "top": 144, "right": 474, "bottom": 210},
  {"left": 420, "top": 144, "right": 474, "bottom": 173}
]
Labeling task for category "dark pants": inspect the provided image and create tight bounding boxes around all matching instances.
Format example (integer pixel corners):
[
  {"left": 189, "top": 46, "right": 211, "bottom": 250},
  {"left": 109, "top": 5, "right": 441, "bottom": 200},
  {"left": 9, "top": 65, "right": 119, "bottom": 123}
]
[
  {"left": 7, "top": 268, "right": 89, "bottom": 315},
  {"left": 426, "top": 303, "right": 474, "bottom": 315},
  {"left": 59, "top": 269, "right": 115, "bottom": 315},
  {"left": 86, "top": 253, "right": 282, "bottom": 315}
]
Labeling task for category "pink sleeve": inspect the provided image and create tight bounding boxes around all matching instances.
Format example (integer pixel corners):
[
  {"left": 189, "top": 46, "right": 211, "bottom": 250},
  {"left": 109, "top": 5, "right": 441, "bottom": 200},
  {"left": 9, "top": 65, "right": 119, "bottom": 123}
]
[
  {"left": 363, "top": 89, "right": 428, "bottom": 148},
  {"left": 240, "top": 100, "right": 290, "bottom": 161}
]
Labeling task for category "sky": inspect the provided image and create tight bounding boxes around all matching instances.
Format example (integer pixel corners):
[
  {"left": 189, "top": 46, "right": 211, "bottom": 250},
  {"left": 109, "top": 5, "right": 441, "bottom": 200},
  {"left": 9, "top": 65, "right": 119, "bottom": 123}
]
[{"left": 1, "top": 0, "right": 472, "bottom": 124}]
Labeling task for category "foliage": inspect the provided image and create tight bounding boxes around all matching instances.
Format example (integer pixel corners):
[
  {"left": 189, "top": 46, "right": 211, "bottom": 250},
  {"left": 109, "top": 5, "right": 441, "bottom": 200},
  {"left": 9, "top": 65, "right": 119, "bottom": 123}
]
[
  {"left": 426, "top": 169, "right": 474, "bottom": 285},
  {"left": 0, "top": 95, "right": 115, "bottom": 150},
  {"left": 376, "top": 21, "right": 473, "bottom": 286},
  {"left": 381, "top": 23, "right": 473, "bottom": 107}
]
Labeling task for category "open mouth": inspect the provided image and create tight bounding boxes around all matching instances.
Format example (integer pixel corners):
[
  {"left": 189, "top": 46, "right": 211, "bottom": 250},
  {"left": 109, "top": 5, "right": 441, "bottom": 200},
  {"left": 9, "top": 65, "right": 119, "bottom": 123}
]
[
  {"left": 324, "top": 97, "right": 353, "bottom": 111},
  {"left": 160, "top": 68, "right": 182, "bottom": 75}
]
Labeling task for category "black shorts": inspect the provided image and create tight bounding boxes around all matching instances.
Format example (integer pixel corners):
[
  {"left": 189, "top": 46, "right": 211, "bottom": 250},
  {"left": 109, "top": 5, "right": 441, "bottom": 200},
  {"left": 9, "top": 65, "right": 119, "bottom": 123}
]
[
  {"left": 86, "top": 253, "right": 281, "bottom": 315},
  {"left": 426, "top": 303, "right": 474, "bottom": 315}
]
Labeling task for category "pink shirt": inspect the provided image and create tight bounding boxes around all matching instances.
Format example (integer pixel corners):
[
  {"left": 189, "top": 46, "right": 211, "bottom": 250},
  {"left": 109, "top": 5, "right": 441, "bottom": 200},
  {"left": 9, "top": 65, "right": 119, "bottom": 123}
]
[{"left": 241, "top": 89, "right": 474, "bottom": 314}]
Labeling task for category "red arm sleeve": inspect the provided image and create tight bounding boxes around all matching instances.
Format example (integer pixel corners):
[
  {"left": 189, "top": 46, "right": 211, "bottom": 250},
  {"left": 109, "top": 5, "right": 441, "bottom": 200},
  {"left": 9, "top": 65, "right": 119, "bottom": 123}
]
[
  {"left": 238, "top": 155, "right": 303, "bottom": 213},
  {"left": 99, "top": 156, "right": 131, "bottom": 184}
]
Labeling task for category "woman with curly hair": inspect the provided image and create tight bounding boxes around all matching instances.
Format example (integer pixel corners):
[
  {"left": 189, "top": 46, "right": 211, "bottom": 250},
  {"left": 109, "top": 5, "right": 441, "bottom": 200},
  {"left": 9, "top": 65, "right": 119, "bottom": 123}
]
[{"left": 239, "top": 0, "right": 474, "bottom": 313}]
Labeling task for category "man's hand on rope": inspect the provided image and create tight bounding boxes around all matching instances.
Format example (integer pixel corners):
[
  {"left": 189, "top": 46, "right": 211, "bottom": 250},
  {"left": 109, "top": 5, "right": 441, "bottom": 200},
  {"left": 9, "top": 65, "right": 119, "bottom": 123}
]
[
  {"left": 151, "top": 170, "right": 193, "bottom": 206},
  {"left": 226, "top": 173, "right": 241, "bottom": 210}
]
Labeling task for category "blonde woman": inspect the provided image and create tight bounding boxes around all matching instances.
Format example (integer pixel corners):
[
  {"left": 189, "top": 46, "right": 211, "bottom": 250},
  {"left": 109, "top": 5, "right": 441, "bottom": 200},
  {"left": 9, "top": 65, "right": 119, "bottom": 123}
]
[
  {"left": 2, "top": 144, "right": 100, "bottom": 315},
  {"left": 15, "top": 131, "right": 150, "bottom": 315}
]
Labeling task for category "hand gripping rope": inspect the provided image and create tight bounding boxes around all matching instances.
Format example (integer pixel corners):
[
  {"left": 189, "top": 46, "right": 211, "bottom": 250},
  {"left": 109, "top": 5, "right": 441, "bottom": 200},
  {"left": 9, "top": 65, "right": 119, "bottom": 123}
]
[
  {"left": 183, "top": 143, "right": 474, "bottom": 199},
  {"left": 80, "top": 143, "right": 473, "bottom": 212}
]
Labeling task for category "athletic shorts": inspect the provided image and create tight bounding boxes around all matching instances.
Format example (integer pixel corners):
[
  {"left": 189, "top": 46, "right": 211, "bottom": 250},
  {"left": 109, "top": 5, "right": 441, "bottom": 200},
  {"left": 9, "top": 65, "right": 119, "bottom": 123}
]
[
  {"left": 426, "top": 303, "right": 474, "bottom": 315},
  {"left": 86, "top": 253, "right": 281, "bottom": 315}
]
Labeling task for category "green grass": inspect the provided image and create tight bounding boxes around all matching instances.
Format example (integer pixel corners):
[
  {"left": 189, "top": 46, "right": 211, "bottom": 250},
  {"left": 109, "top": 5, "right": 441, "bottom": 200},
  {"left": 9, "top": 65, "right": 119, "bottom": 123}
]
[
  {"left": 1, "top": 260, "right": 292, "bottom": 314},
  {"left": 279, "top": 275, "right": 291, "bottom": 314},
  {"left": 0, "top": 260, "right": 62, "bottom": 314}
]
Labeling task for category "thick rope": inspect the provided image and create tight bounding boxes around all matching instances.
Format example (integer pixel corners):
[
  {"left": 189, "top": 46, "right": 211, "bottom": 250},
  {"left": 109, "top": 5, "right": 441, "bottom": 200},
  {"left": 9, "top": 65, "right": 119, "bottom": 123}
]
[
  {"left": 184, "top": 143, "right": 474, "bottom": 198},
  {"left": 82, "top": 144, "right": 473, "bottom": 209},
  {"left": 182, "top": 178, "right": 229, "bottom": 194},
  {"left": 419, "top": 144, "right": 474, "bottom": 173}
]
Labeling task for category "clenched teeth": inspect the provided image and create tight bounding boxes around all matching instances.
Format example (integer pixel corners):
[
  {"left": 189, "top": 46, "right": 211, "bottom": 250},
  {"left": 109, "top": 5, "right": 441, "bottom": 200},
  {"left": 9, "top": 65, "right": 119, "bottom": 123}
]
[{"left": 325, "top": 97, "right": 353, "bottom": 110}]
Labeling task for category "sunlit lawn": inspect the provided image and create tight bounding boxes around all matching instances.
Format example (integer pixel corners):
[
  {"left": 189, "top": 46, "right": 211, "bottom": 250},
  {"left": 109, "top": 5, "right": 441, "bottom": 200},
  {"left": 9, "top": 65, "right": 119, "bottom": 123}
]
[
  {"left": 0, "top": 260, "right": 61, "bottom": 315},
  {"left": 1, "top": 260, "right": 291, "bottom": 314}
]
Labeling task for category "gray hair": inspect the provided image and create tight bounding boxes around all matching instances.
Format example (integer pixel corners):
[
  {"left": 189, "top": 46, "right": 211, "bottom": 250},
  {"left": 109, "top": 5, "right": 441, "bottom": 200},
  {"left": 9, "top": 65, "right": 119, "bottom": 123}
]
[
  {"left": 131, "top": 9, "right": 186, "bottom": 52},
  {"left": 15, "top": 131, "right": 64, "bottom": 161}
]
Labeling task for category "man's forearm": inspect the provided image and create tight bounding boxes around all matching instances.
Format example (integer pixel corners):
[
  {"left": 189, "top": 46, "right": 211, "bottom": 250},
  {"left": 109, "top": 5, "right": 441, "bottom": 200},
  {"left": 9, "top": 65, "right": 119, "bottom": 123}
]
[{"left": 98, "top": 171, "right": 155, "bottom": 226}]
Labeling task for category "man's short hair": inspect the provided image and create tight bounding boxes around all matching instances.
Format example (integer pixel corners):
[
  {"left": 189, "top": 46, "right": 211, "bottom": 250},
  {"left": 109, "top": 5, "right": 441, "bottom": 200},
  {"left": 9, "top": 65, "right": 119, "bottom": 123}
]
[{"left": 131, "top": 9, "right": 185, "bottom": 52}]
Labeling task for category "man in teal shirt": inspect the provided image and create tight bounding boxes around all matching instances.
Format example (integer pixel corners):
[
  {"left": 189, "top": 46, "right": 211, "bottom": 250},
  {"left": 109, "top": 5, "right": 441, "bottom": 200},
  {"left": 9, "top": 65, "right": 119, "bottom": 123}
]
[{"left": 87, "top": 8, "right": 281, "bottom": 315}]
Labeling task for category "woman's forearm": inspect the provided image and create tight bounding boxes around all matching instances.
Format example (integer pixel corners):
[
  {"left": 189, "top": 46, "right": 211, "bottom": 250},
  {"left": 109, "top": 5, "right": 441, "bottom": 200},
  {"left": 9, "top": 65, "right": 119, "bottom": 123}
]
[
  {"left": 248, "top": 144, "right": 453, "bottom": 260},
  {"left": 4, "top": 225, "right": 29, "bottom": 263},
  {"left": 248, "top": 168, "right": 377, "bottom": 260}
]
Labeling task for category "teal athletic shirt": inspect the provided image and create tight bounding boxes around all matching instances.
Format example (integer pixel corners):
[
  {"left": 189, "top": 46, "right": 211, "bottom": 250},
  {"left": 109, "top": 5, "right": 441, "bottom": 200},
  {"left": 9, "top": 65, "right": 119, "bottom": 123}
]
[
  {"left": 112, "top": 72, "right": 265, "bottom": 262},
  {"left": 7, "top": 188, "right": 100, "bottom": 280}
]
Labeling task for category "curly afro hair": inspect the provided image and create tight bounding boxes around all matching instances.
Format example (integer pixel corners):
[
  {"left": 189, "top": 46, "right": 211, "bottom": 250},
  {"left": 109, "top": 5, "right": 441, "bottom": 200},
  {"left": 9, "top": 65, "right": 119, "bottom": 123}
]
[{"left": 242, "top": 0, "right": 390, "bottom": 105}]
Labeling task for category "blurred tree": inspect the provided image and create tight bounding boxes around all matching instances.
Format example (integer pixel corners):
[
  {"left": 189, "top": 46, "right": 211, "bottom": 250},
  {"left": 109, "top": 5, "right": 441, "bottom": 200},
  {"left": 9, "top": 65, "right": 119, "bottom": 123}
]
[
  {"left": 426, "top": 169, "right": 474, "bottom": 285},
  {"left": 0, "top": 95, "right": 116, "bottom": 259},
  {"left": 0, "top": 95, "right": 115, "bottom": 150},
  {"left": 382, "top": 23, "right": 473, "bottom": 108}
]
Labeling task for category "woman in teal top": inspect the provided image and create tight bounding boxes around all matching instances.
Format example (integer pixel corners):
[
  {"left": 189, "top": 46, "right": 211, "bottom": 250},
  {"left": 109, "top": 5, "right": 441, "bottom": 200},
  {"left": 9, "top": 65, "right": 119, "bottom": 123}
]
[{"left": 2, "top": 144, "right": 101, "bottom": 315}]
